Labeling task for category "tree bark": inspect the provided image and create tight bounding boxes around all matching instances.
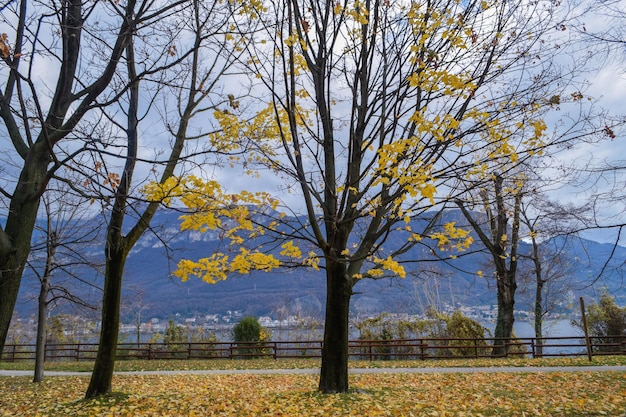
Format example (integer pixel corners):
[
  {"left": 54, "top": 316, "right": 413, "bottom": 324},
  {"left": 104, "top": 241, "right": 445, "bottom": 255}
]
[
  {"left": 534, "top": 278, "right": 544, "bottom": 357},
  {"left": 492, "top": 271, "right": 516, "bottom": 357},
  {"left": 0, "top": 147, "right": 49, "bottom": 359},
  {"left": 85, "top": 238, "right": 127, "bottom": 397},
  {"left": 85, "top": 35, "right": 140, "bottom": 398},
  {"left": 33, "top": 275, "right": 49, "bottom": 382},
  {"left": 319, "top": 259, "right": 352, "bottom": 393}
]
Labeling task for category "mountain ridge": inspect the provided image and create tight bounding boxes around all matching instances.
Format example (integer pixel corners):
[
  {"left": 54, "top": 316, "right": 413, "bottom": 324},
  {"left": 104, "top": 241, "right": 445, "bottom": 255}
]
[{"left": 13, "top": 209, "right": 626, "bottom": 321}]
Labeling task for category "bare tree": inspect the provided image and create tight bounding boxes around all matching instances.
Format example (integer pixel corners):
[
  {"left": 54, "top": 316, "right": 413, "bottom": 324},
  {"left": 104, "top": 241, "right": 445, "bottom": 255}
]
[
  {"left": 121, "top": 285, "right": 150, "bottom": 348},
  {"left": 518, "top": 194, "right": 589, "bottom": 356},
  {"left": 456, "top": 174, "right": 522, "bottom": 356},
  {"left": 28, "top": 186, "right": 103, "bottom": 382},
  {"left": 0, "top": 0, "right": 151, "bottom": 358}
]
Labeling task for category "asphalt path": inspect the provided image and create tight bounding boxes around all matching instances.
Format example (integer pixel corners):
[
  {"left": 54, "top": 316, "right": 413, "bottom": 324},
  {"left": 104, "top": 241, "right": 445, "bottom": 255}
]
[{"left": 2, "top": 365, "right": 626, "bottom": 377}]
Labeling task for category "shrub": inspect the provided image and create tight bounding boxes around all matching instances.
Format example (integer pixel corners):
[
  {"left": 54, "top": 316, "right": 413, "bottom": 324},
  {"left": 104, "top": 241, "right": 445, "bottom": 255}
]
[
  {"left": 354, "top": 310, "right": 491, "bottom": 359},
  {"left": 442, "top": 310, "right": 491, "bottom": 357},
  {"left": 232, "top": 316, "right": 269, "bottom": 357},
  {"left": 575, "top": 292, "right": 626, "bottom": 353}
]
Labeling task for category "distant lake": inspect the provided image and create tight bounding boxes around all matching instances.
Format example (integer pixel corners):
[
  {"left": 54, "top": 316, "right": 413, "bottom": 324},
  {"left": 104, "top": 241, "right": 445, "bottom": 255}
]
[{"left": 512, "top": 319, "right": 582, "bottom": 339}]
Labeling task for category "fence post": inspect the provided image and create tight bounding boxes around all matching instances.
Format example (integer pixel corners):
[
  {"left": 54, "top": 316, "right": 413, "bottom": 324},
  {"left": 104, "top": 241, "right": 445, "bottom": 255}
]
[
  {"left": 580, "top": 297, "right": 593, "bottom": 362},
  {"left": 76, "top": 343, "right": 81, "bottom": 361}
]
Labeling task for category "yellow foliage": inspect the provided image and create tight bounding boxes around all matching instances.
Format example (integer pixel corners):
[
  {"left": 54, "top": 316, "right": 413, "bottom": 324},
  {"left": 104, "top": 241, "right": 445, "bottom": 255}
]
[
  {"left": 232, "top": 249, "right": 281, "bottom": 274},
  {"left": 174, "top": 249, "right": 280, "bottom": 284},
  {"left": 141, "top": 175, "right": 286, "bottom": 282},
  {"left": 280, "top": 241, "right": 302, "bottom": 259},
  {"left": 430, "top": 222, "right": 473, "bottom": 251},
  {"left": 367, "top": 256, "right": 406, "bottom": 279},
  {"left": 303, "top": 251, "right": 320, "bottom": 270},
  {"left": 175, "top": 255, "right": 230, "bottom": 283}
]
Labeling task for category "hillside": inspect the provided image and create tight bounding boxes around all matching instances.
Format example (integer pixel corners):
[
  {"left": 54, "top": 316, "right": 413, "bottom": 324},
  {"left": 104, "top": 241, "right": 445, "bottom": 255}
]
[{"left": 12, "top": 209, "right": 626, "bottom": 321}]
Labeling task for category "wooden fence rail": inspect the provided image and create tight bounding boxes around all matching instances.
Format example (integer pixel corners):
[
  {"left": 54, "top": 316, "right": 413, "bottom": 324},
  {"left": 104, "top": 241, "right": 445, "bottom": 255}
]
[{"left": 2, "top": 335, "right": 625, "bottom": 362}]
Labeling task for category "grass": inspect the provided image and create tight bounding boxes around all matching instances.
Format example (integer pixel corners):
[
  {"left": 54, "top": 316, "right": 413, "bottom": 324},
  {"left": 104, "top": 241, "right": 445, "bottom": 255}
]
[
  {"left": 1, "top": 357, "right": 625, "bottom": 416},
  {"left": 2, "top": 354, "right": 626, "bottom": 372}
]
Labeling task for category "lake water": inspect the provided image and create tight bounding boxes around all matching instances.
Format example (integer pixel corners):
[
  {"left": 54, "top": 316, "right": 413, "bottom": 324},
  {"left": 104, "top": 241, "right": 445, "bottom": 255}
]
[{"left": 512, "top": 319, "right": 582, "bottom": 339}]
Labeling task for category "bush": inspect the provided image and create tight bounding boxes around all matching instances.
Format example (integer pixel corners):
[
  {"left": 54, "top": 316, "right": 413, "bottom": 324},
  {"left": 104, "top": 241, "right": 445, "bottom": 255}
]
[
  {"left": 162, "top": 319, "right": 188, "bottom": 358},
  {"left": 232, "top": 317, "right": 268, "bottom": 357},
  {"left": 442, "top": 310, "right": 491, "bottom": 357},
  {"left": 355, "top": 313, "right": 396, "bottom": 359},
  {"left": 354, "top": 310, "right": 492, "bottom": 359},
  {"left": 233, "top": 317, "right": 262, "bottom": 343},
  {"left": 576, "top": 292, "right": 626, "bottom": 353}
]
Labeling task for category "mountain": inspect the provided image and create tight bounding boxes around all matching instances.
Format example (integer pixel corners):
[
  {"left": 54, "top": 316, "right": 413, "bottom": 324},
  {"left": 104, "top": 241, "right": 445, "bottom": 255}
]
[{"left": 12, "top": 209, "right": 626, "bottom": 321}]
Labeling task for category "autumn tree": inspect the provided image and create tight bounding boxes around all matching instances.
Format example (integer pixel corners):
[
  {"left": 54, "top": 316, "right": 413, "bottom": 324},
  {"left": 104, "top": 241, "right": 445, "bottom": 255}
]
[
  {"left": 0, "top": 0, "right": 159, "bottom": 359},
  {"left": 153, "top": 0, "right": 587, "bottom": 392},
  {"left": 85, "top": 0, "right": 251, "bottom": 398}
]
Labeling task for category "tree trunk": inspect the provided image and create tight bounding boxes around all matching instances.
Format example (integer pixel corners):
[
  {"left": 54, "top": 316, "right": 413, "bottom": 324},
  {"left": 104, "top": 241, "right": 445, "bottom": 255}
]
[
  {"left": 85, "top": 239, "right": 127, "bottom": 398},
  {"left": 318, "top": 260, "right": 352, "bottom": 393},
  {"left": 531, "top": 234, "right": 544, "bottom": 357},
  {"left": 86, "top": 38, "right": 139, "bottom": 398},
  {"left": 0, "top": 148, "right": 49, "bottom": 359},
  {"left": 492, "top": 271, "right": 516, "bottom": 357},
  {"left": 534, "top": 278, "right": 544, "bottom": 357},
  {"left": 33, "top": 276, "right": 49, "bottom": 382}
]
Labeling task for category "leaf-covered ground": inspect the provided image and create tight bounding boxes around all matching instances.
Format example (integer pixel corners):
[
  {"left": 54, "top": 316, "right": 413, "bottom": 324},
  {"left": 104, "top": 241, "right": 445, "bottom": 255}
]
[
  {"left": 3, "top": 355, "right": 625, "bottom": 372},
  {"left": 1, "top": 370, "right": 625, "bottom": 416}
]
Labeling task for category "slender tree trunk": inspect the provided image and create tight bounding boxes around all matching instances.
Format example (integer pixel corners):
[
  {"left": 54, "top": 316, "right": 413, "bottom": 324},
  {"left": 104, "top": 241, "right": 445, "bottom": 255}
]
[
  {"left": 85, "top": 240, "right": 127, "bottom": 397},
  {"left": 136, "top": 311, "right": 141, "bottom": 348},
  {"left": 492, "top": 271, "right": 516, "bottom": 357},
  {"left": 33, "top": 276, "right": 49, "bottom": 382},
  {"left": 34, "top": 227, "right": 56, "bottom": 382},
  {"left": 319, "top": 259, "right": 352, "bottom": 393},
  {"left": 87, "top": 37, "right": 139, "bottom": 398},
  {"left": 531, "top": 235, "right": 544, "bottom": 357},
  {"left": 534, "top": 279, "right": 544, "bottom": 357}
]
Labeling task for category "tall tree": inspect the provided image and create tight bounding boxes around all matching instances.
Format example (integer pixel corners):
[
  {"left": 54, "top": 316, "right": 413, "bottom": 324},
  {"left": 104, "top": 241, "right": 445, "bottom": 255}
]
[
  {"left": 456, "top": 173, "right": 522, "bottom": 356},
  {"left": 0, "top": 0, "right": 141, "bottom": 358},
  {"left": 518, "top": 194, "right": 587, "bottom": 357},
  {"left": 157, "top": 0, "right": 581, "bottom": 392},
  {"left": 85, "top": 0, "right": 249, "bottom": 397}
]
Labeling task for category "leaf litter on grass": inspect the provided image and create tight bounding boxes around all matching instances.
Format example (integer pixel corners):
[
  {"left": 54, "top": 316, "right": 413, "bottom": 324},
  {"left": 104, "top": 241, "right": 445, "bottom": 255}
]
[{"left": 1, "top": 371, "right": 625, "bottom": 416}]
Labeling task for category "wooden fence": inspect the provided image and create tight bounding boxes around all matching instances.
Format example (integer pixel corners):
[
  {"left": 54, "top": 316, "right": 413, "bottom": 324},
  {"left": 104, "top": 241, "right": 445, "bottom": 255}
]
[{"left": 2, "top": 335, "right": 626, "bottom": 362}]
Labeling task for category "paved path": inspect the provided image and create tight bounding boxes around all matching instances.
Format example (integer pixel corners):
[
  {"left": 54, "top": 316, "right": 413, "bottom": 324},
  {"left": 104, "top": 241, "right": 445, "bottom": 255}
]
[{"left": 2, "top": 366, "right": 626, "bottom": 377}]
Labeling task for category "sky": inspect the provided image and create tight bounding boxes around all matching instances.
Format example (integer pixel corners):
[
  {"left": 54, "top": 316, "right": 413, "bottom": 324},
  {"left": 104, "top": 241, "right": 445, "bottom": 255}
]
[{"left": 1, "top": 0, "right": 625, "bottom": 246}]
